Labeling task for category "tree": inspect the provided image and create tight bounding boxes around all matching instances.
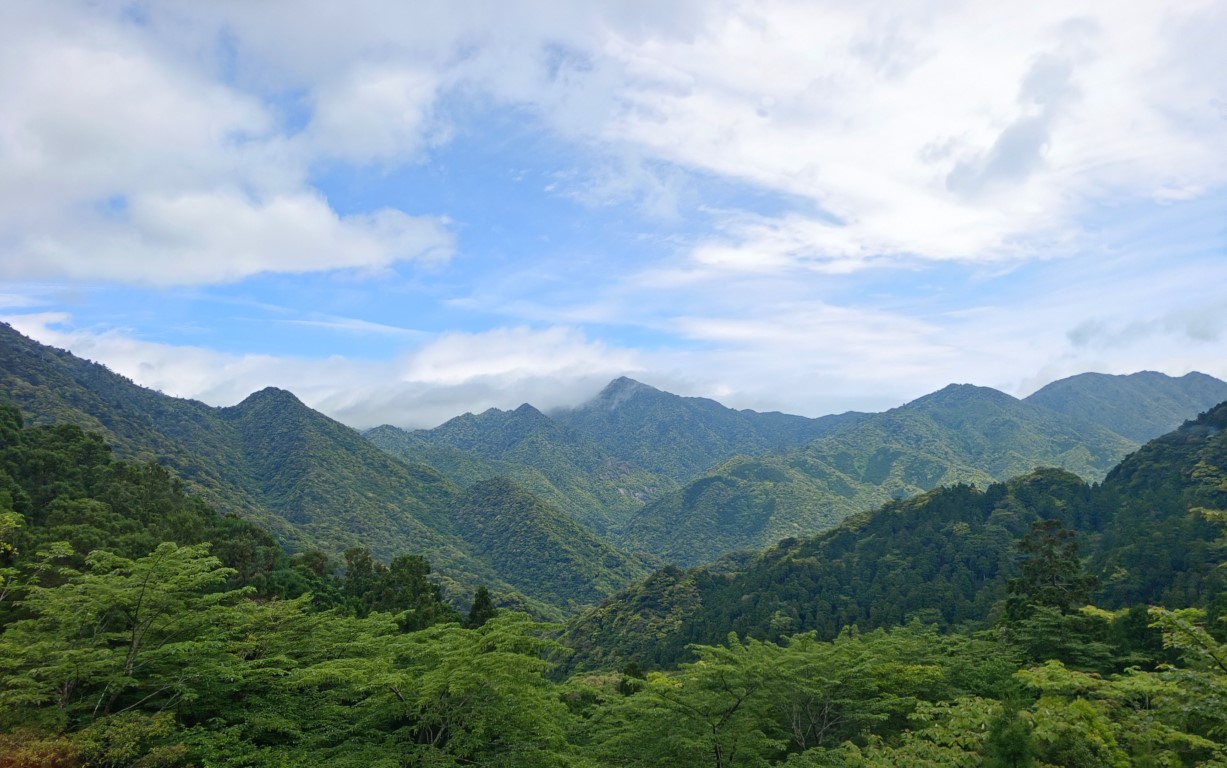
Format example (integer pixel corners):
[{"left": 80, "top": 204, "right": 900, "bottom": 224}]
[
  {"left": 0, "top": 542, "right": 251, "bottom": 724},
  {"left": 1007, "top": 519, "right": 1098, "bottom": 617},
  {"left": 466, "top": 585, "right": 497, "bottom": 629},
  {"left": 983, "top": 700, "right": 1036, "bottom": 768},
  {"left": 341, "top": 547, "right": 459, "bottom": 629},
  {"left": 591, "top": 634, "right": 781, "bottom": 768}
]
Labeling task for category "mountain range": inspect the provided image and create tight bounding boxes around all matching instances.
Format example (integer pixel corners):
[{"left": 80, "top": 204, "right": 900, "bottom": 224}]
[
  {"left": 563, "top": 399, "right": 1227, "bottom": 671},
  {"left": 3, "top": 320, "right": 1226, "bottom": 616}
]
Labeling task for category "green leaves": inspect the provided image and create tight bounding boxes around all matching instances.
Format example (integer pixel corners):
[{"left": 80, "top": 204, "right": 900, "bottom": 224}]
[{"left": 0, "top": 543, "right": 249, "bottom": 722}]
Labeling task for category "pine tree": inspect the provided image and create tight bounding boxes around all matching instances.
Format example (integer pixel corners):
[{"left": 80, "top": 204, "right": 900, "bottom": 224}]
[{"left": 466, "top": 585, "right": 497, "bottom": 628}]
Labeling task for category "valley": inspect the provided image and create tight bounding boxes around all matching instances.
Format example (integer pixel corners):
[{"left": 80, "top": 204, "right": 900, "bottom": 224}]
[{"left": 3, "top": 320, "right": 1227, "bottom": 765}]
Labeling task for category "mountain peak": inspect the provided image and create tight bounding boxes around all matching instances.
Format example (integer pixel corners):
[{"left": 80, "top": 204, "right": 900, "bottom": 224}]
[
  {"left": 911, "top": 383, "right": 1017, "bottom": 408},
  {"left": 589, "top": 376, "right": 659, "bottom": 409},
  {"left": 1025, "top": 369, "right": 1227, "bottom": 443},
  {"left": 513, "top": 402, "right": 546, "bottom": 417},
  {"left": 236, "top": 386, "right": 306, "bottom": 409}
]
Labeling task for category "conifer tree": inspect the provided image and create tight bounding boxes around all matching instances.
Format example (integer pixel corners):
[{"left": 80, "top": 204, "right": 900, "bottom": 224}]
[{"left": 466, "top": 585, "right": 497, "bottom": 628}]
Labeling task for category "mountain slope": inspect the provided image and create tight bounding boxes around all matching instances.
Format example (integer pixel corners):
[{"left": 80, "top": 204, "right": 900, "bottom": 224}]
[
  {"left": 804, "top": 383, "right": 1137, "bottom": 484},
  {"left": 0, "top": 324, "right": 649, "bottom": 615},
  {"left": 553, "top": 376, "right": 869, "bottom": 483},
  {"left": 617, "top": 452, "right": 890, "bottom": 566},
  {"left": 0, "top": 322, "right": 277, "bottom": 533},
  {"left": 450, "top": 478, "right": 653, "bottom": 610},
  {"left": 1087, "top": 399, "right": 1227, "bottom": 606},
  {"left": 220, "top": 388, "right": 466, "bottom": 561},
  {"left": 565, "top": 401, "right": 1227, "bottom": 671},
  {"left": 386, "top": 402, "right": 675, "bottom": 533},
  {"left": 1024, "top": 370, "right": 1227, "bottom": 442},
  {"left": 616, "top": 384, "right": 1138, "bottom": 566}
]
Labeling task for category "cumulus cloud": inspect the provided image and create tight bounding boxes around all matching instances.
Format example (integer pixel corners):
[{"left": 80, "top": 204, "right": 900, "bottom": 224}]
[
  {"left": 7, "top": 1, "right": 1225, "bottom": 283},
  {"left": 2, "top": 191, "right": 453, "bottom": 286},
  {"left": 1, "top": 1, "right": 1224, "bottom": 419},
  {"left": 0, "top": 2, "right": 453, "bottom": 287},
  {"left": 307, "top": 65, "right": 444, "bottom": 165},
  {"left": 588, "top": 1, "right": 1227, "bottom": 266}
]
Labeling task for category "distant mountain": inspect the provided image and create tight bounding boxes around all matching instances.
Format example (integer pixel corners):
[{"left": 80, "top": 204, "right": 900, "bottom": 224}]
[
  {"left": 1087, "top": 397, "right": 1227, "bottom": 606},
  {"left": 0, "top": 322, "right": 285, "bottom": 538},
  {"left": 616, "top": 452, "right": 887, "bottom": 567},
  {"left": 10, "top": 320, "right": 1224, "bottom": 619},
  {"left": 566, "top": 400, "right": 1227, "bottom": 671},
  {"left": 218, "top": 387, "right": 466, "bottom": 565},
  {"left": 564, "top": 469, "right": 1089, "bottom": 671},
  {"left": 552, "top": 376, "right": 869, "bottom": 483},
  {"left": 372, "top": 403, "right": 675, "bottom": 534},
  {"left": 0, "top": 324, "right": 650, "bottom": 616},
  {"left": 615, "top": 383, "right": 1139, "bottom": 566},
  {"left": 450, "top": 478, "right": 653, "bottom": 611},
  {"left": 805, "top": 383, "right": 1137, "bottom": 484},
  {"left": 1024, "top": 370, "right": 1227, "bottom": 442},
  {"left": 373, "top": 372, "right": 1227, "bottom": 569}
]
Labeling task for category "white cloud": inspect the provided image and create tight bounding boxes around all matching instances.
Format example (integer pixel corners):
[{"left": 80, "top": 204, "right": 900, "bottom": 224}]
[
  {"left": 0, "top": 294, "right": 43, "bottom": 309},
  {"left": 0, "top": 3, "right": 453, "bottom": 287},
  {"left": 2, "top": 191, "right": 453, "bottom": 286},
  {"left": 9, "top": 1, "right": 1223, "bottom": 284},
  {"left": 307, "top": 65, "right": 443, "bottom": 165},
  {"left": 401, "top": 325, "right": 642, "bottom": 386},
  {"left": 584, "top": 0, "right": 1227, "bottom": 267},
  {"left": 3, "top": 313, "right": 643, "bottom": 429},
  {"left": 1, "top": 0, "right": 1224, "bottom": 420}
]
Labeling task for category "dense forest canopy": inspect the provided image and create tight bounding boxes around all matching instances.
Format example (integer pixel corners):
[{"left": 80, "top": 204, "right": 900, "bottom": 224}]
[{"left": 3, "top": 398, "right": 1227, "bottom": 766}]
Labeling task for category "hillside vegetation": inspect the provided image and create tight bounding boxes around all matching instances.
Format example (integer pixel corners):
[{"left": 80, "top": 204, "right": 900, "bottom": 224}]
[
  {"left": 3, "top": 396, "right": 1227, "bottom": 765},
  {"left": 615, "top": 382, "right": 1166, "bottom": 566},
  {"left": 5, "top": 321, "right": 1227, "bottom": 616},
  {"left": 0, "top": 325, "right": 644, "bottom": 615},
  {"left": 566, "top": 401, "right": 1227, "bottom": 671},
  {"left": 369, "top": 404, "right": 675, "bottom": 534}
]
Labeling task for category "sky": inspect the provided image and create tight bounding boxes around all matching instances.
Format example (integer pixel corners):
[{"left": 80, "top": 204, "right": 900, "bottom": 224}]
[{"left": 1, "top": 0, "right": 1225, "bottom": 429}]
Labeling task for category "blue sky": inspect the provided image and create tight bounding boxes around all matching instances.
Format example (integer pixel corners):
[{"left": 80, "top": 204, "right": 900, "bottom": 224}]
[{"left": 1, "top": 0, "right": 1225, "bottom": 428}]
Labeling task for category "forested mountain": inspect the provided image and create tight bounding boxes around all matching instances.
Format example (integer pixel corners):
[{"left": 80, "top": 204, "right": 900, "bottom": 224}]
[
  {"left": 216, "top": 388, "right": 487, "bottom": 585},
  {"left": 552, "top": 376, "right": 870, "bottom": 482},
  {"left": 369, "top": 403, "right": 675, "bottom": 534},
  {"left": 451, "top": 478, "right": 653, "bottom": 610},
  {"left": 566, "top": 401, "right": 1227, "bottom": 671},
  {"left": 3, "top": 329, "right": 1227, "bottom": 764},
  {"left": 0, "top": 325, "right": 646, "bottom": 615},
  {"left": 12, "top": 396, "right": 1222, "bottom": 766},
  {"left": 616, "top": 383, "right": 1145, "bottom": 565},
  {"left": 1024, "top": 369, "right": 1227, "bottom": 442},
  {"left": 0, "top": 322, "right": 272, "bottom": 529},
  {"left": 6, "top": 321, "right": 1225, "bottom": 616},
  {"left": 616, "top": 452, "right": 889, "bottom": 566}
]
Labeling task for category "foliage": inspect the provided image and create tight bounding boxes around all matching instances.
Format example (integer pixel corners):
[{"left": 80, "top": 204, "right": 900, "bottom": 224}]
[
  {"left": 571, "top": 403, "right": 1227, "bottom": 671},
  {"left": 4, "top": 322, "right": 1227, "bottom": 765},
  {"left": 553, "top": 376, "right": 864, "bottom": 483},
  {"left": 451, "top": 478, "right": 651, "bottom": 610},
  {"left": 1025, "top": 370, "right": 1227, "bottom": 443},
  {"left": 466, "top": 585, "right": 498, "bottom": 628},
  {"left": 369, "top": 404, "right": 677, "bottom": 535},
  {"left": 572, "top": 471, "right": 1085, "bottom": 670},
  {"left": 616, "top": 381, "right": 1154, "bottom": 566},
  {"left": 1006, "top": 518, "right": 1099, "bottom": 616},
  {"left": 0, "top": 327, "right": 633, "bottom": 615},
  {"left": 0, "top": 543, "right": 251, "bottom": 725}
]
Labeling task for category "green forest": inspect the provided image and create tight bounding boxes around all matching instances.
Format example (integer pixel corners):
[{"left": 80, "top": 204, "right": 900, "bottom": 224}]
[{"left": 3, "top": 399, "right": 1227, "bottom": 767}]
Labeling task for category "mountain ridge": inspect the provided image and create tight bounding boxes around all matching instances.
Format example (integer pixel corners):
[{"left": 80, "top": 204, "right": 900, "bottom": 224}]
[
  {"left": 0, "top": 324, "right": 645, "bottom": 616},
  {"left": 612, "top": 381, "right": 1145, "bottom": 566},
  {"left": 563, "top": 400, "right": 1227, "bottom": 671},
  {"left": 6, "top": 321, "right": 1226, "bottom": 614}
]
